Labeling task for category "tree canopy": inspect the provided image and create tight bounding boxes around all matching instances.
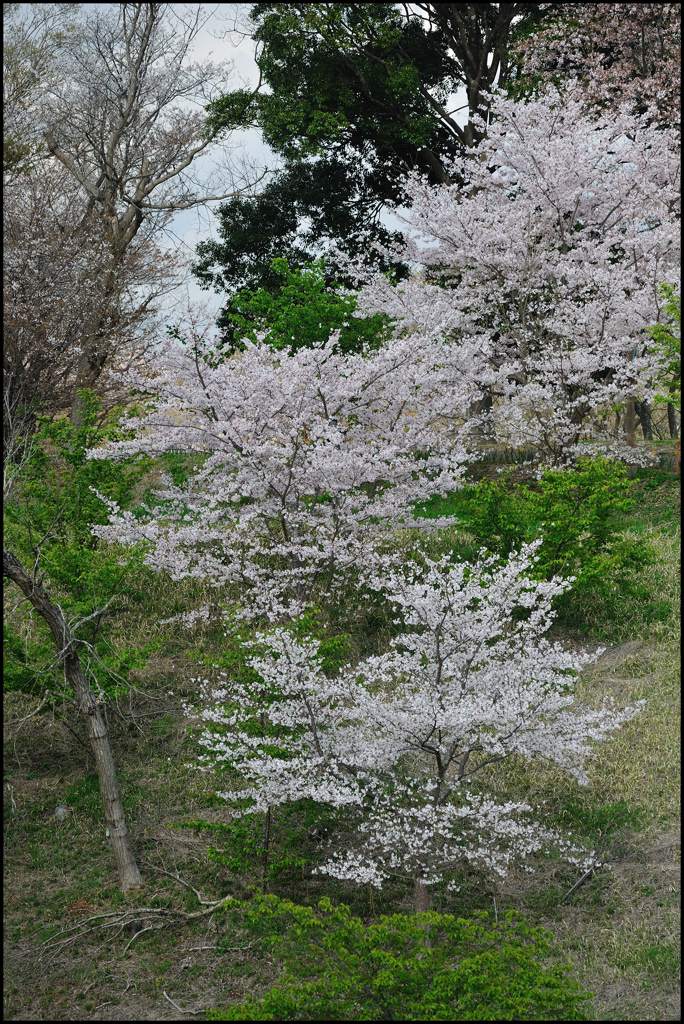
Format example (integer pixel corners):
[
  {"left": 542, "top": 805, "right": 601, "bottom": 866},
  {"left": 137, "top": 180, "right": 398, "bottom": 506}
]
[{"left": 193, "top": 3, "right": 547, "bottom": 312}]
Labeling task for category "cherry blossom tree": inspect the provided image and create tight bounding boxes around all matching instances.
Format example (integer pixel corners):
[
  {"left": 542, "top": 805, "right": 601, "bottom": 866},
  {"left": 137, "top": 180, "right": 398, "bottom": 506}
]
[
  {"left": 511, "top": 3, "right": 681, "bottom": 130},
  {"left": 87, "top": 328, "right": 472, "bottom": 622},
  {"left": 189, "top": 542, "right": 644, "bottom": 913},
  {"left": 353, "top": 82, "right": 680, "bottom": 465}
]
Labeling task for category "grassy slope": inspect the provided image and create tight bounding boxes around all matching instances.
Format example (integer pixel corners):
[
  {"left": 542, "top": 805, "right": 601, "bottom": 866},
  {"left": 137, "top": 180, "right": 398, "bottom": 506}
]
[{"left": 3, "top": 469, "right": 680, "bottom": 1021}]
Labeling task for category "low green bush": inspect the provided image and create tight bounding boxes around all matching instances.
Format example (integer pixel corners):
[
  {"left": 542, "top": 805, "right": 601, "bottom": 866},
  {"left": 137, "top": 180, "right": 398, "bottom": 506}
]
[
  {"left": 418, "top": 458, "right": 654, "bottom": 619},
  {"left": 208, "top": 897, "right": 590, "bottom": 1021}
]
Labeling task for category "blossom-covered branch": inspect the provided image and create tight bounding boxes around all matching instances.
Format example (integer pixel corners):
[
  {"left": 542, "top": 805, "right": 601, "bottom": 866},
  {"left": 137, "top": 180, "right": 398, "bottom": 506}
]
[
  {"left": 88, "top": 332, "right": 472, "bottom": 620},
  {"left": 354, "top": 83, "right": 680, "bottom": 464}
]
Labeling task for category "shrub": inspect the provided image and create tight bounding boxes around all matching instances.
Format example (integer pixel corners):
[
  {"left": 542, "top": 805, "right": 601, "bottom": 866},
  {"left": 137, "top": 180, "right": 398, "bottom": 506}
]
[
  {"left": 420, "top": 458, "right": 654, "bottom": 614},
  {"left": 208, "top": 897, "right": 590, "bottom": 1021}
]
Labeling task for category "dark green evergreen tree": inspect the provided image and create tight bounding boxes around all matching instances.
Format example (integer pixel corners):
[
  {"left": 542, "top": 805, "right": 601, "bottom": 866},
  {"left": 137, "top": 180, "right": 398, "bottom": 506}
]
[{"left": 193, "top": 3, "right": 548, "bottom": 328}]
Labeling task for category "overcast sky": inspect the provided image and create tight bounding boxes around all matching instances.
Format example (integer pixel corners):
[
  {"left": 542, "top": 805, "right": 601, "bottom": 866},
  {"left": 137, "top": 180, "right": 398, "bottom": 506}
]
[{"left": 158, "top": 3, "right": 275, "bottom": 321}]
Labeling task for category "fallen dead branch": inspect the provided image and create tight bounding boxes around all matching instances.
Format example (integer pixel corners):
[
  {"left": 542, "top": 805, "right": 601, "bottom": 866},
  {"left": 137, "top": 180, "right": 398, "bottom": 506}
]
[
  {"left": 6, "top": 886, "right": 236, "bottom": 969},
  {"left": 163, "top": 990, "right": 204, "bottom": 1015}
]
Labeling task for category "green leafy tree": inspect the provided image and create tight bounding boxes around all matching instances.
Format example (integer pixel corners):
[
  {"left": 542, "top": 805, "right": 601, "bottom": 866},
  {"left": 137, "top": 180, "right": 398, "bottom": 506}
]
[
  {"left": 3, "top": 391, "right": 152, "bottom": 698},
  {"left": 647, "top": 283, "right": 680, "bottom": 412},
  {"left": 194, "top": 3, "right": 548, "bottom": 301},
  {"left": 216, "top": 257, "right": 391, "bottom": 353},
  {"left": 3, "top": 391, "right": 149, "bottom": 889},
  {"left": 208, "top": 897, "right": 590, "bottom": 1021}
]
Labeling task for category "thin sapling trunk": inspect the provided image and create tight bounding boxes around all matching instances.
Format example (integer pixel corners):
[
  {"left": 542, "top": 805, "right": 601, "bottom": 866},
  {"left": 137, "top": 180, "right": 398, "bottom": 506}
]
[{"left": 3, "top": 548, "right": 142, "bottom": 891}]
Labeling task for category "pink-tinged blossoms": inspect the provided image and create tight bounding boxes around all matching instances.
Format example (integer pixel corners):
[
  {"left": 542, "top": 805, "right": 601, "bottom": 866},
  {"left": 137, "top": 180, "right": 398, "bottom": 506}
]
[
  {"left": 355, "top": 83, "right": 680, "bottom": 465},
  {"left": 190, "top": 543, "right": 644, "bottom": 892},
  {"left": 87, "top": 334, "right": 471, "bottom": 620}
]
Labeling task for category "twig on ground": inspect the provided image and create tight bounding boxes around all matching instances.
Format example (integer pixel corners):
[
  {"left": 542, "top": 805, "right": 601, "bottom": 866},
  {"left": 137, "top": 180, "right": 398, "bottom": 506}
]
[
  {"left": 6, "top": 783, "right": 17, "bottom": 813},
  {"left": 163, "top": 990, "right": 203, "bottom": 1014},
  {"left": 6, "top": 894, "right": 238, "bottom": 966},
  {"left": 123, "top": 922, "right": 164, "bottom": 951},
  {"left": 141, "top": 859, "right": 225, "bottom": 905},
  {"left": 559, "top": 866, "right": 596, "bottom": 904}
]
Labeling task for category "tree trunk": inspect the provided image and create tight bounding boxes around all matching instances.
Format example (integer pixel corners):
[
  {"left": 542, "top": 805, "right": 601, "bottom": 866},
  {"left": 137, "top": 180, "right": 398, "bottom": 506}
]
[
  {"left": 69, "top": 259, "right": 123, "bottom": 426},
  {"left": 69, "top": 334, "right": 113, "bottom": 426},
  {"left": 635, "top": 399, "right": 653, "bottom": 440},
  {"left": 3, "top": 549, "right": 142, "bottom": 891},
  {"left": 466, "top": 390, "right": 495, "bottom": 442},
  {"left": 262, "top": 804, "right": 272, "bottom": 894},
  {"left": 414, "top": 874, "right": 430, "bottom": 914},
  {"left": 624, "top": 396, "right": 635, "bottom": 447},
  {"left": 667, "top": 402, "right": 679, "bottom": 438},
  {"left": 414, "top": 874, "right": 431, "bottom": 947}
]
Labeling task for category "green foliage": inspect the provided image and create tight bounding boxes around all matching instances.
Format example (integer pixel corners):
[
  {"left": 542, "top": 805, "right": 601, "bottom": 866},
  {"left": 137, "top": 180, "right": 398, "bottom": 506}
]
[
  {"left": 5, "top": 390, "right": 147, "bottom": 548},
  {"left": 646, "top": 283, "right": 680, "bottom": 410},
  {"left": 64, "top": 774, "right": 102, "bottom": 820},
  {"left": 208, "top": 897, "right": 590, "bottom": 1021},
  {"left": 418, "top": 459, "right": 654, "bottom": 616},
  {"left": 553, "top": 798, "right": 644, "bottom": 850},
  {"left": 504, "top": 5, "right": 578, "bottom": 105},
  {"left": 192, "top": 176, "right": 318, "bottom": 297},
  {"left": 2, "top": 623, "right": 42, "bottom": 694},
  {"left": 221, "top": 257, "right": 390, "bottom": 355},
  {"left": 3, "top": 391, "right": 154, "bottom": 697},
  {"left": 3, "top": 132, "right": 35, "bottom": 177},
  {"left": 178, "top": 799, "right": 342, "bottom": 889}
]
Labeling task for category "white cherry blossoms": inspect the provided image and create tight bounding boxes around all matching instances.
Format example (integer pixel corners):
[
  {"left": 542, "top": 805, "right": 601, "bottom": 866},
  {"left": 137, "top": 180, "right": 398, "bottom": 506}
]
[
  {"left": 189, "top": 541, "right": 644, "bottom": 892},
  {"left": 354, "top": 82, "right": 680, "bottom": 466},
  {"left": 87, "top": 333, "right": 472, "bottom": 621}
]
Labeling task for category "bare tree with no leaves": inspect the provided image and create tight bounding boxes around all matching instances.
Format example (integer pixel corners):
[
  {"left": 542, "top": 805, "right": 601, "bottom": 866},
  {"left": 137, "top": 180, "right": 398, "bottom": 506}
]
[
  {"left": 34, "top": 2, "right": 266, "bottom": 423},
  {"left": 3, "top": 155, "right": 180, "bottom": 442}
]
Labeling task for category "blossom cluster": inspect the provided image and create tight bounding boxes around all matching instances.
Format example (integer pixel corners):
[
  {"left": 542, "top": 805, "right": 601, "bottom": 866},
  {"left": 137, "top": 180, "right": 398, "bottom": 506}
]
[{"left": 88, "top": 332, "right": 473, "bottom": 619}]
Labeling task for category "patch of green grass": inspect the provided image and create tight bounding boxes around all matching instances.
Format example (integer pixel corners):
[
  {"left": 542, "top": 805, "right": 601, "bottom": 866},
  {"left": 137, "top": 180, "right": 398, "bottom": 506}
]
[
  {"left": 65, "top": 773, "right": 101, "bottom": 819},
  {"left": 553, "top": 799, "right": 645, "bottom": 840}
]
